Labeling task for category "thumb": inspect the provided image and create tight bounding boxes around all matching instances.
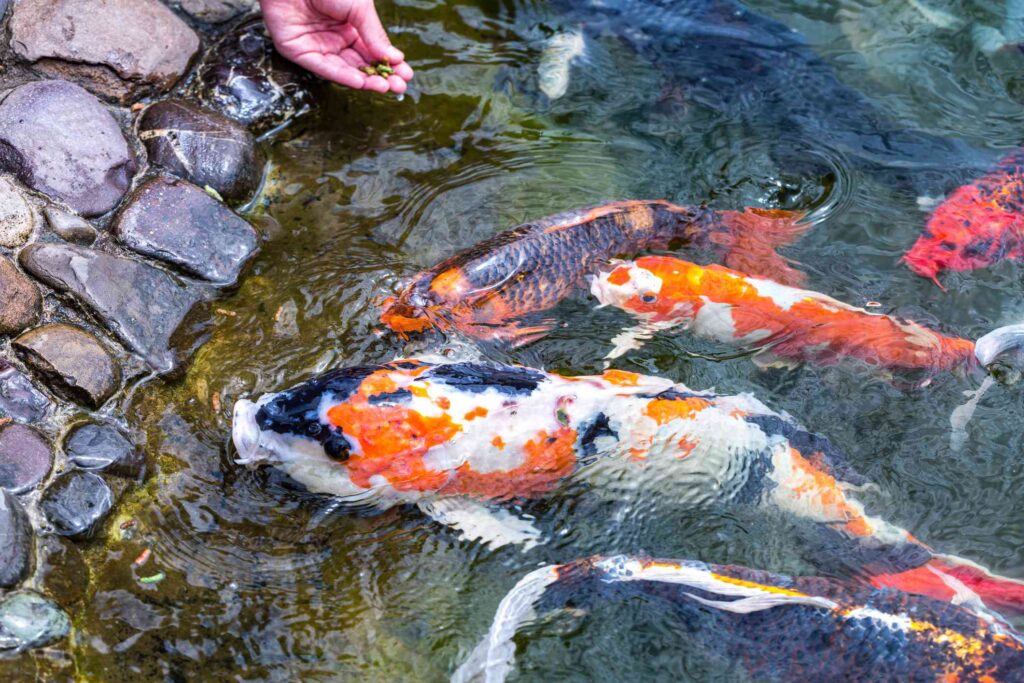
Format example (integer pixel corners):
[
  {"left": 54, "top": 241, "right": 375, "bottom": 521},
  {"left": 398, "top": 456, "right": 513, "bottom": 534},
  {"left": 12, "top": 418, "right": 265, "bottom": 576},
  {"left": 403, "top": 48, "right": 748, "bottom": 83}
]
[{"left": 350, "top": 1, "right": 404, "bottom": 63}]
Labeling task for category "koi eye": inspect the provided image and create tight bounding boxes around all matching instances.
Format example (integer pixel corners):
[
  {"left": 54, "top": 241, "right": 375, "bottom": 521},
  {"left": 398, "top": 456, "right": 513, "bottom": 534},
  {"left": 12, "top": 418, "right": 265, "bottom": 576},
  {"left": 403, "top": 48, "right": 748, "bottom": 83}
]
[
  {"left": 641, "top": 294, "right": 657, "bottom": 303},
  {"left": 307, "top": 423, "right": 322, "bottom": 436}
]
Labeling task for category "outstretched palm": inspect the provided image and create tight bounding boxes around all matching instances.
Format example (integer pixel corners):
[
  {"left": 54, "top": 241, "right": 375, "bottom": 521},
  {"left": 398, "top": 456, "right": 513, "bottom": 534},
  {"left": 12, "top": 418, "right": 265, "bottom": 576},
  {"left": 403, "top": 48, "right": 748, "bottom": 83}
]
[{"left": 261, "top": 0, "right": 414, "bottom": 93}]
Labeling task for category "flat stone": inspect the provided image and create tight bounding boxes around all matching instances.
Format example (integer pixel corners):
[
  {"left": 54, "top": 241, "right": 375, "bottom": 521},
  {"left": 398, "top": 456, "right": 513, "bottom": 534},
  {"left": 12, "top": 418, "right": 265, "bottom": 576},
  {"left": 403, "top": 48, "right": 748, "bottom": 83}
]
[
  {"left": 14, "top": 324, "right": 119, "bottom": 409},
  {"left": 139, "top": 100, "right": 264, "bottom": 203},
  {"left": 0, "top": 177, "right": 34, "bottom": 247},
  {"left": 180, "top": 0, "right": 256, "bottom": 23},
  {"left": 40, "top": 470, "right": 113, "bottom": 539},
  {"left": 0, "top": 489, "right": 32, "bottom": 588},
  {"left": 19, "top": 243, "right": 203, "bottom": 374},
  {"left": 191, "top": 17, "right": 315, "bottom": 134},
  {"left": 0, "top": 423, "right": 52, "bottom": 494},
  {"left": 0, "top": 591, "right": 70, "bottom": 652},
  {"left": 0, "top": 255, "right": 40, "bottom": 335},
  {"left": 0, "top": 361, "right": 50, "bottom": 424},
  {"left": 64, "top": 422, "right": 143, "bottom": 479},
  {"left": 37, "top": 536, "right": 88, "bottom": 608},
  {"left": 113, "top": 176, "right": 259, "bottom": 284},
  {"left": 0, "top": 80, "right": 136, "bottom": 216},
  {"left": 44, "top": 207, "right": 97, "bottom": 245},
  {"left": 10, "top": 0, "right": 200, "bottom": 102}
]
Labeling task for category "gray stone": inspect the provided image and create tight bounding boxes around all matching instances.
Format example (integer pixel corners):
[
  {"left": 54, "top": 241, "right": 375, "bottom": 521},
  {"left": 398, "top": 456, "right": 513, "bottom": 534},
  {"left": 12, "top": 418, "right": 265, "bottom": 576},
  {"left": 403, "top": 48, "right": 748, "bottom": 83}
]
[
  {"left": 139, "top": 100, "right": 264, "bottom": 203},
  {"left": 19, "top": 243, "right": 203, "bottom": 374},
  {"left": 40, "top": 470, "right": 113, "bottom": 539},
  {"left": 0, "top": 591, "right": 70, "bottom": 652},
  {"left": 14, "top": 324, "right": 120, "bottom": 409},
  {"left": 0, "top": 489, "right": 32, "bottom": 588},
  {"left": 0, "top": 422, "right": 52, "bottom": 493},
  {"left": 44, "top": 207, "right": 97, "bottom": 245},
  {"left": 10, "top": 0, "right": 200, "bottom": 102},
  {"left": 0, "top": 361, "right": 50, "bottom": 423},
  {"left": 113, "top": 176, "right": 259, "bottom": 284},
  {"left": 0, "top": 255, "right": 40, "bottom": 335},
  {"left": 0, "top": 177, "right": 34, "bottom": 247},
  {"left": 64, "top": 422, "right": 143, "bottom": 479},
  {"left": 0, "top": 80, "right": 136, "bottom": 216},
  {"left": 180, "top": 0, "right": 256, "bottom": 23}
]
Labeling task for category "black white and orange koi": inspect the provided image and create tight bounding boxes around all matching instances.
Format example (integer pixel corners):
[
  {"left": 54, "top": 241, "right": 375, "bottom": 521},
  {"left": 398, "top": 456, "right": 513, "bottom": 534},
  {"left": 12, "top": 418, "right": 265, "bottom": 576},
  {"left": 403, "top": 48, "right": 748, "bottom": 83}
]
[
  {"left": 232, "top": 359, "right": 1024, "bottom": 614},
  {"left": 452, "top": 554, "right": 1024, "bottom": 683},
  {"left": 380, "top": 201, "right": 807, "bottom": 345}
]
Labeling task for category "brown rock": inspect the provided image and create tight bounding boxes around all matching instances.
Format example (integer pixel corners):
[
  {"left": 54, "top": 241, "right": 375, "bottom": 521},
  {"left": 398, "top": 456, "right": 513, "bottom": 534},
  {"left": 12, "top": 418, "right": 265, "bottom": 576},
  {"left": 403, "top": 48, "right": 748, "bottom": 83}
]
[
  {"left": 13, "top": 324, "right": 120, "bottom": 408},
  {"left": 43, "top": 208, "right": 96, "bottom": 245},
  {"left": 0, "top": 256, "right": 40, "bottom": 336},
  {"left": 0, "top": 422, "right": 52, "bottom": 493},
  {"left": 9, "top": 0, "right": 200, "bottom": 102}
]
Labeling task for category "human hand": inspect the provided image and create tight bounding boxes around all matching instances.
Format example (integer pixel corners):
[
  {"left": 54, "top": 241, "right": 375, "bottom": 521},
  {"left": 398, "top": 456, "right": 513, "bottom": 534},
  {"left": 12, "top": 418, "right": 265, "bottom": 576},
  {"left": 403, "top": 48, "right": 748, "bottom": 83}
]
[{"left": 260, "top": 0, "right": 414, "bottom": 94}]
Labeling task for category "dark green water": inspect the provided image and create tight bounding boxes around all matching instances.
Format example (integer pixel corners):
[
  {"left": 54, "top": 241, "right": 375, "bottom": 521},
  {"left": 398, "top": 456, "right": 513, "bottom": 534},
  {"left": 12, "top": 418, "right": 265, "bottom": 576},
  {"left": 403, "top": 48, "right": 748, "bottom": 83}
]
[{"left": 11, "top": 0, "right": 1024, "bottom": 680}]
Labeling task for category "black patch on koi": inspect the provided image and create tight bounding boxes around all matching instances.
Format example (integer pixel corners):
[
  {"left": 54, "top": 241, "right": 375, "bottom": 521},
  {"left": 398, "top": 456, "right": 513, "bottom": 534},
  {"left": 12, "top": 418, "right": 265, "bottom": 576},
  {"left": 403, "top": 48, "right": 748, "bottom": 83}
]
[
  {"left": 940, "top": 241, "right": 957, "bottom": 251},
  {"left": 390, "top": 360, "right": 424, "bottom": 370},
  {"left": 368, "top": 389, "right": 413, "bottom": 405},
  {"left": 577, "top": 413, "right": 618, "bottom": 463},
  {"left": 427, "top": 363, "right": 545, "bottom": 395},
  {"left": 962, "top": 238, "right": 994, "bottom": 259},
  {"left": 742, "top": 415, "right": 868, "bottom": 486},
  {"left": 641, "top": 388, "right": 713, "bottom": 401}
]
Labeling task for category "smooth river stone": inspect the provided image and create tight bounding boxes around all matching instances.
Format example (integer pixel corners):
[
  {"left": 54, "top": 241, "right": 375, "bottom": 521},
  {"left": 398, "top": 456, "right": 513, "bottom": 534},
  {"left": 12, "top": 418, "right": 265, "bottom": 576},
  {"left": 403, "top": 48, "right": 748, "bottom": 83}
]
[
  {"left": 0, "top": 81, "right": 136, "bottom": 216},
  {"left": 0, "top": 361, "right": 50, "bottom": 423},
  {"left": 139, "top": 100, "right": 264, "bottom": 203},
  {"left": 0, "top": 591, "right": 70, "bottom": 652},
  {"left": 0, "top": 489, "right": 31, "bottom": 588},
  {"left": 0, "top": 255, "right": 41, "bottom": 336},
  {"left": 13, "top": 324, "right": 120, "bottom": 408},
  {"left": 9, "top": 0, "right": 200, "bottom": 102},
  {"left": 40, "top": 470, "right": 113, "bottom": 539},
  {"left": 19, "top": 243, "right": 204, "bottom": 374},
  {"left": 64, "top": 422, "right": 144, "bottom": 479},
  {"left": 113, "top": 176, "right": 259, "bottom": 284},
  {"left": 44, "top": 207, "right": 97, "bottom": 245},
  {"left": 180, "top": 0, "right": 257, "bottom": 23},
  {"left": 0, "top": 423, "right": 52, "bottom": 493}
]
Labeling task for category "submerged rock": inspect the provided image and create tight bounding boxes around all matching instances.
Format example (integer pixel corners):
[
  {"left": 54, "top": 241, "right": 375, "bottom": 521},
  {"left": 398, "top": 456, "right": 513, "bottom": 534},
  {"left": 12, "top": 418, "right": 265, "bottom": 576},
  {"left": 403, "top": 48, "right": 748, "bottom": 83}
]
[
  {"left": 0, "top": 422, "right": 52, "bottom": 493},
  {"left": 19, "top": 243, "right": 204, "bottom": 374},
  {"left": 44, "top": 208, "right": 97, "bottom": 245},
  {"left": 37, "top": 535, "right": 88, "bottom": 608},
  {"left": 40, "top": 470, "right": 113, "bottom": 539},
  {"left": 0, "top": 177, "right": 35, "bottom": 247},
  {"left": 9, "top": 0, "right": 200, "bottom": 102},
  {"left": 0, "top": 591, "right": 70, "bottom": 652},
  {"left": 64, "top": 422, "right": 144, "bottom": 479},
  {"left": 0, "top": 490, "right": 32, "bottom": 588},
  {"left": 0, "top": 361, "right": 51, "bottom": 423},
  {"left": 114, "top": 176, "right": 259, "bottom": 284},
  {"left": 14, "top": 324, "right": 120, "bottom": 408},
  {"left": 139, "top": 100, "right": 264, "bottom": 203},
  {"left": 180, "top": 0, "right": 257, "bottom": 24},
  {"left": 191, "top": 17, "right": 314, "bottom": 134},
  {"left": 0, "top": 255, "right": 41, "bottom": 336},
  {"left": 0, "top": 81, "right": 136, "bottom": 216}
]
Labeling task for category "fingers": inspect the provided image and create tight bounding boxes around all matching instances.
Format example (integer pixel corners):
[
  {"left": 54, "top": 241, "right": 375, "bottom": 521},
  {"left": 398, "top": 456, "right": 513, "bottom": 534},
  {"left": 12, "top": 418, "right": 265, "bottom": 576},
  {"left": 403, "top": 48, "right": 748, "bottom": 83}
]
[
  {"left": 289, "top": 51, "right": 368, "bottom": 90},
  {"left": 348, "top": 0, "right": 405, "bottom": 64}
]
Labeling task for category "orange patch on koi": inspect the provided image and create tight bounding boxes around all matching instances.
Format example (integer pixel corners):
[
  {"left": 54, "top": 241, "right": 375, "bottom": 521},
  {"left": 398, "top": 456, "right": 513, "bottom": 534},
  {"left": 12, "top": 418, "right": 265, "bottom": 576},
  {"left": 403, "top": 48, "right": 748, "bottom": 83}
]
[
  {"left": 782, "top": 447, "right": 874, "bottom": 538},
  {"left": 491, "top": 435, "right": 505, "bottom": 450},
  {"left": 644, "top": 396, "right": 712, "bottom": 424},
  {"left": 601, "top": 369, "right": 642, "bottom": 386},
  {"left": 464, "top": 406, "right": 488, "bottom": 420}
]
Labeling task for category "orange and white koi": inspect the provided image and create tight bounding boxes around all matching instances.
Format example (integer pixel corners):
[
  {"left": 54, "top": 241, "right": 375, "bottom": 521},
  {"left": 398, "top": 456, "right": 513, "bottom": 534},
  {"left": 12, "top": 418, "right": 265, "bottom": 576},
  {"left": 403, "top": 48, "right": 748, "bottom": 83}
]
[
  {"left": 380, "top": 201, "right": 807, "bottom": 346},
  {"left": 232, "top": 359, "right": 1024, "bottom": 614},
  {"left": 591, "top": 255, "right": 980, "bottom": 377},
  {"left": 453, "top": 554, "right": 1024, "bottom": 683}
]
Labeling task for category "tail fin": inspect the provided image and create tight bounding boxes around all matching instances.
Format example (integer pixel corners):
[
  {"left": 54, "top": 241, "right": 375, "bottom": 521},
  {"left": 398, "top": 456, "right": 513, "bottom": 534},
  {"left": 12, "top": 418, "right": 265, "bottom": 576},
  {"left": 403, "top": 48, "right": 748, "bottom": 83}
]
[
  {"left": 710, "top": 208, "right": 811, "bottom": 287},
  {"left": 869, "top": 555, "right": 1024, "bottom": 616}
]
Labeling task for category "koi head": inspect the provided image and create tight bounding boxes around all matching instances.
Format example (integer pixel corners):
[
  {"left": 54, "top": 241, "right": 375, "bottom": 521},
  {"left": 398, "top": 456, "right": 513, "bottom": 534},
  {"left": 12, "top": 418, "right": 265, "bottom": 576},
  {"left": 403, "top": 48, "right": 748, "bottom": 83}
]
[
  {"left": 381, "top": 268, "right": 478, "bottom": 334},
  {"left": 975, "top": 323, "right": 1024, "bottom": 385},
  {"left": 590, "top": 257, "right": 688, "bottom": 323}
]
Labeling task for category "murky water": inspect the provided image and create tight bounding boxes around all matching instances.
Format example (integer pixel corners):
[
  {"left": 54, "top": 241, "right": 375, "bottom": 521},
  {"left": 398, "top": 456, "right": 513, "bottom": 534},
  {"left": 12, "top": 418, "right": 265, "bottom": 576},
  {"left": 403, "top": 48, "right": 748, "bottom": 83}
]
[{"left": 11, "top": 0, "right": 1024, "bottom": 680}]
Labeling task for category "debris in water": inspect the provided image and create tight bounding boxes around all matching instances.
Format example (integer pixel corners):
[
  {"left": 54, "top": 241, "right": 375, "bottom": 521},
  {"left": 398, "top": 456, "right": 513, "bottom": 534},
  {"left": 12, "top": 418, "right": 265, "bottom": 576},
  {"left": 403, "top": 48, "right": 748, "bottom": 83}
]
[
  {"left": 215, "top": 308, "right": 237, "bottom": 317},
  {"left": 132, "top": 548, "right": 151, "bottom": 568},
  {"left": 203, "top": 185, "right": 225, "bottom": 202},
  {"left": 139, "top": 571, "right": 165, "bottom": 585}
]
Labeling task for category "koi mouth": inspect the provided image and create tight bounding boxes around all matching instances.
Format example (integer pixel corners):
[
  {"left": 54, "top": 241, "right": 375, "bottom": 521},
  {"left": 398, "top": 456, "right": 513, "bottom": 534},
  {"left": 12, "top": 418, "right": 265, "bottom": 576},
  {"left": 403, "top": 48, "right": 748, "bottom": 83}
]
[{"left": 232, "top": 399, "right": 267, "bottom": 465}]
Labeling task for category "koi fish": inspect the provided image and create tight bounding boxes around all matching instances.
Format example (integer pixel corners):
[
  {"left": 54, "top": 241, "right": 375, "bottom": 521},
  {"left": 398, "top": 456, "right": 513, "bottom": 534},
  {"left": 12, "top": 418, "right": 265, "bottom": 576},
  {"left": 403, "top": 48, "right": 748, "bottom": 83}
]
[
  {"left": 232, "top": 359, "right": 1024, "bottom": 613},
  {"left": 903, "top": 148, "right": 1024, "bottom": 287},
  {"left": 591, "top": 255, "right": 979, "bottom": 376},
  {"left": 380, "top": 201, "right": 807, "bottom": 345},
  {"left": 452, "top": 554, "right": 1024, "bottom": 683}
]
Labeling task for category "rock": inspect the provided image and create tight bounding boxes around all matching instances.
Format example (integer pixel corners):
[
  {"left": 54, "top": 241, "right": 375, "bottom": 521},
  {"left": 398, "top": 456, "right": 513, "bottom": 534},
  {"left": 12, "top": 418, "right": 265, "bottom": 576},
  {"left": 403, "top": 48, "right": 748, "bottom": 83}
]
[
  {"left": 113, "top": 176, "right": 259, "bottom": 284},
  {"left": 19, "top": 243, "right": 204, "bottom": 374},
  {"left": 37, "top": 536, "right": 88, "bottom": 608},
  {"left": 9, "top": 0, "right": 200, "bottom": 102},
  {"left": 0, "top": 490, "right": 32, "bottom": 588},
  {"left": 180, "top": 0, "right": 256, "bottom": 23},
  {"left": 14, "top": 324, "right": 120, "bottom": 409},
  {"left": 44, "top": 207, "right": 97, "bottom": 245},
  {"left": 40, "top": 471, "right": 113, "bottom": 539},
  {"left": 0, "top": 361, "right": 50, "bottom": 423},
  {"left": 0, "top": 177, "right": 34, "bottom": 247},
  {"left": 0, "top": 423, "right": 52, "bottom": 493},
  {"left": 64, "top": 422, "right": 143, "bottom": 479},
  {"left": 0, "top": 255, "right": 40, "bottom": 335},
  {"left": 139, "top": 100, "right": 264, "bottom": 203},
  {"left": 0, "top": 81, "right": 136, "bottom": 216},
  {"left": 0, "top": 592, "right": 70, "bottom": 652},
  {"left": 191, "top": 17, "right": 314, "bottom": 134}
]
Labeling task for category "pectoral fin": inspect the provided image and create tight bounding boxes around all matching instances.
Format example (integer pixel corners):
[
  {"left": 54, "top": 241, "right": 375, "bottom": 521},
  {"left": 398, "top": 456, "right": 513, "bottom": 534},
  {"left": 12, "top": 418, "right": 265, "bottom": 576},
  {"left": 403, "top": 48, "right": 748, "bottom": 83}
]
[{"left": 418, "top": 497, "right": 543, "bottom": 551}]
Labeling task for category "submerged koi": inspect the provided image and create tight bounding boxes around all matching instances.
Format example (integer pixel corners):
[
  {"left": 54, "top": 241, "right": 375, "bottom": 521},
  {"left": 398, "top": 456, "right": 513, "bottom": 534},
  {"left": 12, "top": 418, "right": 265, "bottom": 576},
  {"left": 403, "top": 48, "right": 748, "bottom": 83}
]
[
  {"left": 232, "top": 359, "right": 1024, "bottom": 613},
  {"left": 591, "top": 255, "right": 978, "bottom": 376},
  {"left": 380, "top": 201, "right": 807, "bottom": 346},
  {"left": 453, "top": 555, "right": 1024, "bottom": 683},
  {"left": 904, "top": 148, "right": 1024, "bottom": 287}
]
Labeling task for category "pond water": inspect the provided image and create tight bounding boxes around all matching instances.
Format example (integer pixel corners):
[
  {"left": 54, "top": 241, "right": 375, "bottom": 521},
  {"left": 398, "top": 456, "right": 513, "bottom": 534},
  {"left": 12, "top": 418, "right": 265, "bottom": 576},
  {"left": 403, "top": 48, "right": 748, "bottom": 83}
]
[{"left": 13, "top": 0, "right": 1024, "bottom": 680}]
